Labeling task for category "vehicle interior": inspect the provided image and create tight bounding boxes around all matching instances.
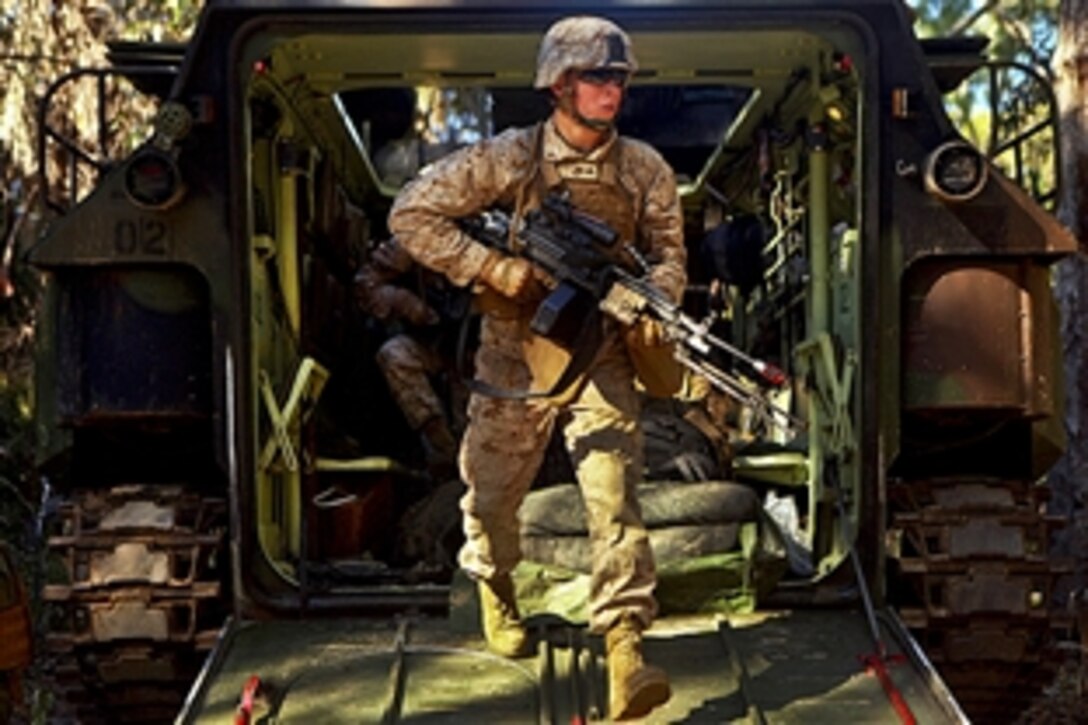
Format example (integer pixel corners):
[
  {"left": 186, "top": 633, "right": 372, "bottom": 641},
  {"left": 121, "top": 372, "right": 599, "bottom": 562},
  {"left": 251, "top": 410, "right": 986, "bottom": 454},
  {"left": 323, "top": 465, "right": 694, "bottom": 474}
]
[{"left": 238, "top": 21, "right": 866, "bottom": 609}]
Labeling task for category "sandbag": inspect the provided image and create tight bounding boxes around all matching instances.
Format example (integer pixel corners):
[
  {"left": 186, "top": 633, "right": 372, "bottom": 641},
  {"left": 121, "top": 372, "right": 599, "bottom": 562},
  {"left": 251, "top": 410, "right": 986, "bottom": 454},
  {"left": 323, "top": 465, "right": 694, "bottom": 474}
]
[
  {"left": 514, "top": 481, "right": 789, "bottom": 619},
  {"left": 520, "top": 480, "right": 759, "bottom": 537},
  {"left": 512, "top": 516, "right": 788, "bottom": 620},
  {"left": 522, "top": 523, "right": 742, "bottom": 572},
  {"left": 396, "top": 479, "right": 465, "bottom": 569}
]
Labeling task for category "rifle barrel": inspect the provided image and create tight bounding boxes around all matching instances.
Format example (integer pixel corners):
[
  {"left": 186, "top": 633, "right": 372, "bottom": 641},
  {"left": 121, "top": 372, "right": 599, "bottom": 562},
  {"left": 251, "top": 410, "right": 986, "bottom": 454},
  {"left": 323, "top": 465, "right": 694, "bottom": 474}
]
[{"left": 612, "top": 269, "right": 786, "bottom": 388}]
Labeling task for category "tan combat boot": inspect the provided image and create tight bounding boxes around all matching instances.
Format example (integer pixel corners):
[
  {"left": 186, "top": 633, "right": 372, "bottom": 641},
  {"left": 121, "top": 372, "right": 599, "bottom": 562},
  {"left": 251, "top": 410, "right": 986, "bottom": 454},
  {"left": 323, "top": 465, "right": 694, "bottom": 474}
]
[
  {"left": 478, "top": 574, "right": 532, "bottom": 658},
  {"left": 606, "top": 613, "right": 671, "bottom": 721}
]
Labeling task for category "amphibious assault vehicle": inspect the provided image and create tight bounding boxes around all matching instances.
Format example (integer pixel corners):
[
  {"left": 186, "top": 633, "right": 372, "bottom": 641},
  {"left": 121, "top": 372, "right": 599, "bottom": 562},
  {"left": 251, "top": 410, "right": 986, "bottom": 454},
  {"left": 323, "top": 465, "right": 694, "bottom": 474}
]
[{"left": 31, "top": 0, "right": 1075, "bottom": 721}]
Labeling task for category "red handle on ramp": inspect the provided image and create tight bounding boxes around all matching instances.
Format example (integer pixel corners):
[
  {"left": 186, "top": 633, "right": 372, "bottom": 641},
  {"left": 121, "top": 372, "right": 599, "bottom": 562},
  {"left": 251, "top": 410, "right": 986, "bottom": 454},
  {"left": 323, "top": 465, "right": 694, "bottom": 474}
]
[
  {"left": 234, "top": 675, "right": 262, "bottom": 725},
  {"left": 861, "top": 653, "right": 916, "bottom": 725}
]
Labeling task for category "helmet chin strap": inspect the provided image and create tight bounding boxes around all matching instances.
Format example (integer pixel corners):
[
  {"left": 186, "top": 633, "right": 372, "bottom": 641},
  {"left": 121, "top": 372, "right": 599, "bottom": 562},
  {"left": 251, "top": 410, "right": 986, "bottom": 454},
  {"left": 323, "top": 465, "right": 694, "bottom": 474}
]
[{"left": 574, "top": 112, "right": 613, "bottom": 132}]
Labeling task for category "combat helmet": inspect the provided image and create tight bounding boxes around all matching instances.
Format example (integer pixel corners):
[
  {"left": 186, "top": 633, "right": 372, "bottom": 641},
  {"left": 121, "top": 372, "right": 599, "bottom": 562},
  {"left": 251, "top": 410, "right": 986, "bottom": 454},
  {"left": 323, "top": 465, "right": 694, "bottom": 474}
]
[{"left": 534, "top": 16, "right": 637, "bottom": 89}]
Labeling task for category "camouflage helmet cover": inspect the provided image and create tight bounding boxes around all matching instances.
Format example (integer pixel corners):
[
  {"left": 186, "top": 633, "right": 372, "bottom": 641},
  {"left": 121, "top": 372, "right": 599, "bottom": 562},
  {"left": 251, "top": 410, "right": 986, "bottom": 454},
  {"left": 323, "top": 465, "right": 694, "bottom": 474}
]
[{"left": 534, "top": 16, "right": 638, "bottom": 89}]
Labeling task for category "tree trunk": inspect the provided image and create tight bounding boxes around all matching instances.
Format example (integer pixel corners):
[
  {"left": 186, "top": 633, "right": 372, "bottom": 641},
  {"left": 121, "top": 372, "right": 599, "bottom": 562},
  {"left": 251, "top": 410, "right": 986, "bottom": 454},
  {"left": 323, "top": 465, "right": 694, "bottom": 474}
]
[{"left": 1051, "top": 0, "right": 1088, "bottom": 598}]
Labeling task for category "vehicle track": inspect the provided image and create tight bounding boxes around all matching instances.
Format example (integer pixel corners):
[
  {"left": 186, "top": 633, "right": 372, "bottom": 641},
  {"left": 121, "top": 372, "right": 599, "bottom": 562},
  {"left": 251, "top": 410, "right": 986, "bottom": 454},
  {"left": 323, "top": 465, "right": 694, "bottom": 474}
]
[
  {"left": 889, "top": 476, "right": 1073, "bottom": 722},
  {"left": 43, "top": 485, "right": 227, "bottom": 722}
]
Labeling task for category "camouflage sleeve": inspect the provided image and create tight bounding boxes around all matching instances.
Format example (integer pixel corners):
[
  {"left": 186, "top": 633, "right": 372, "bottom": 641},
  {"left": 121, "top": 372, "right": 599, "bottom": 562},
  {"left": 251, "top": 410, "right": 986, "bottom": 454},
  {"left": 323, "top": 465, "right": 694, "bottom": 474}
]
[
  {"left": 388, "top": 129, "right": 533, "bottom": 288},
  {"left": 631, "top": 142, "right": 687, "bottom": 304}
]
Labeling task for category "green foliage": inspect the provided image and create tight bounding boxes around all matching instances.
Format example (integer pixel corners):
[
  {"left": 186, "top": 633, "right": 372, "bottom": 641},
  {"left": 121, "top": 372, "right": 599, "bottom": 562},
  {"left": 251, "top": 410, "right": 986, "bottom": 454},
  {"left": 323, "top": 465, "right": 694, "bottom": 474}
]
[
  {"left": 112, "top": 0, "right": 203, "bottom": 42},
  {"left": 1, "top": 1, "right": 200, "bottom": 213},
  {"left": 911, "top": 0, "right": 1059, "bottom": 71}
]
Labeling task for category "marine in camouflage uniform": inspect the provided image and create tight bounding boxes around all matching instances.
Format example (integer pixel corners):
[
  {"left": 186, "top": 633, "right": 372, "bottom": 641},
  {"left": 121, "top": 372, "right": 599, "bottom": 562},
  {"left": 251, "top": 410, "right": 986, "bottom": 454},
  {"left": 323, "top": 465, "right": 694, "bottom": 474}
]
[{"left": 389, "top": 16, "right": 684, "bottom": 720}]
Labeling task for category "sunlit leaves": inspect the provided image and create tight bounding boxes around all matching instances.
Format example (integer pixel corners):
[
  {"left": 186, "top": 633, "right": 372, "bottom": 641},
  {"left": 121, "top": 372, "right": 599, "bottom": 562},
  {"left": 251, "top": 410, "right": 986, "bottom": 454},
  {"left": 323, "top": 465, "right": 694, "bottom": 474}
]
[{"left": 2, "top": 0, "right": 199, "bottom": 203}]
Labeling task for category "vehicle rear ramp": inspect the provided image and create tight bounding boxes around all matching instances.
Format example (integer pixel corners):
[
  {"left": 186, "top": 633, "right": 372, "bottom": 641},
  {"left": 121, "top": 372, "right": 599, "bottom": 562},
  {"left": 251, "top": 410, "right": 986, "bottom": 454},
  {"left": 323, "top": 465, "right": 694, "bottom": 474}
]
[{"left": 180, "top": 606, "right": 966, "bottom": 723}]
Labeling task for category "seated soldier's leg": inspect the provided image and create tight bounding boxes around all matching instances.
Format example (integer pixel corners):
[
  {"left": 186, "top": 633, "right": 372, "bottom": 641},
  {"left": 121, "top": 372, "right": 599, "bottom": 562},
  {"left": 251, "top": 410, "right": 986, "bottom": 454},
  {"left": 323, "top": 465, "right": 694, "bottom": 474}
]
[
  {"left": 563, "top": 340, "right": 669, "bottom": 720},
  {"left": 459, "top": 318, "right": 555, "bottom": 657},
  {"left": 376, "top": 334, "right": 456, "bottom": 477}
]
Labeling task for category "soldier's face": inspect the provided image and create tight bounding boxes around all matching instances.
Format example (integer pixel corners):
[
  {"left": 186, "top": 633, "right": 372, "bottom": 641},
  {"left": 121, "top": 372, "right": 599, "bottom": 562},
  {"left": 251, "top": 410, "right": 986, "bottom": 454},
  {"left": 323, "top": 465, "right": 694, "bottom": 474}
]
[{"left": 567, "top": 69, "right": 625, "bottom": 123}]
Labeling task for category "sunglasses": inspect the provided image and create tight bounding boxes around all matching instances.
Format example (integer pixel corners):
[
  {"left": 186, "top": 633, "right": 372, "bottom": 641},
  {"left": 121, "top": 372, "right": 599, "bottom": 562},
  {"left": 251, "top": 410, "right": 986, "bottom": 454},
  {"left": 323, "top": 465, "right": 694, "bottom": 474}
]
[{"left": 575, "top": 68, "right": 630, "bottom": 87}]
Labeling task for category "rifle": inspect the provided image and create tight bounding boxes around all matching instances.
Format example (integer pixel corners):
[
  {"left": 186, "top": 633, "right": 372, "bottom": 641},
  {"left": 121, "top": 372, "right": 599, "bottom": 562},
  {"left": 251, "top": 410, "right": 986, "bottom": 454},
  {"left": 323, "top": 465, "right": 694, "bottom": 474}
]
[{"left": 461, "top": 192, "right": 801, "bottom": 434}]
